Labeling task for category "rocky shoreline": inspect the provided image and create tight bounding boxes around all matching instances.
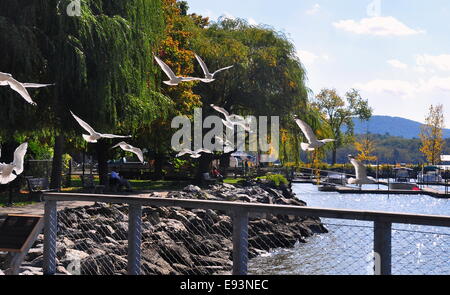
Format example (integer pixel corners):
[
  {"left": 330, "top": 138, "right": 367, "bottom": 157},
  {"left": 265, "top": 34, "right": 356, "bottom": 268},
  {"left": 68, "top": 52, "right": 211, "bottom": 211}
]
[{"left": 1, "top": 181, "right": 327, "bottom": 275}]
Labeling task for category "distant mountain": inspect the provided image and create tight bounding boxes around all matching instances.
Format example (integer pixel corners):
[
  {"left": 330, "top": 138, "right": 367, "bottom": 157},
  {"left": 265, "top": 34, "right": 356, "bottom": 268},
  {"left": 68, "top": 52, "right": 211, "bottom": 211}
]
[{"left": 351, "top": 116, "right": 450, "bottom": 139}]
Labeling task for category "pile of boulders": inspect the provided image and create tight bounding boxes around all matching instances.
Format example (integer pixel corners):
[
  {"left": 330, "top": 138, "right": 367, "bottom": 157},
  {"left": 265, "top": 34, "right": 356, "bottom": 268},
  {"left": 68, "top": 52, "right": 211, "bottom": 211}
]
[{"left": 2, "top": 182, "right": 327, "bottom": 275}]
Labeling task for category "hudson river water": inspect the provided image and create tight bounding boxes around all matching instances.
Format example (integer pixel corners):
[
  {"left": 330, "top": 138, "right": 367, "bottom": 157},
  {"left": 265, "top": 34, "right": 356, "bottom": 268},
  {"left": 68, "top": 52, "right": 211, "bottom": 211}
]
[{"left": 248, "top": 183, "right": 450, "bottom": 275}]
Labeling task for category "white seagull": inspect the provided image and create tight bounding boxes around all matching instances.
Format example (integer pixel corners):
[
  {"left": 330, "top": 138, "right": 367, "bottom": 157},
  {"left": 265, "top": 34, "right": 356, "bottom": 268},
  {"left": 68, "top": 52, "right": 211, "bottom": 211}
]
[
  {"left": 294, "top": 117, "right": 335, "bottom": 151},
  {"left": 0, "top": 72, "right": 53, "bottom": 105},
  {"left": 176, "top": 148, "right": 213, "bottom": 159},
  {"left": 214, "top": 136, "right": 235, "bottom": 154},
  {"left": 70, "top": 111, "right": 132, "bottom": 143},
  {"left": 112, "top": 142, "right": 144, "bottom": 163},
  {"left": 211, "top": 104, "right": 252, "bottom": 132},
  {"left": 195, "top": 54, "right": 233, "bottom": 83},
  {"left": 0, "top": 143, "right": 28, "bottom": 185},
  {"left": 347, "top": 154, "right": 376, "bottom": 186},
  {"left": 154, "top": 56, "right": 204, "bottom": 86}
]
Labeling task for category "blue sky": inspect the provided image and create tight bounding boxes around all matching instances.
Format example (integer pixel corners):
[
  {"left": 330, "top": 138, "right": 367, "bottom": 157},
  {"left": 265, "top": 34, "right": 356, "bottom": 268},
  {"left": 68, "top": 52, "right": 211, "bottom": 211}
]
[{"left": 187, "top": 0, "right": 450, "bottom": 123}]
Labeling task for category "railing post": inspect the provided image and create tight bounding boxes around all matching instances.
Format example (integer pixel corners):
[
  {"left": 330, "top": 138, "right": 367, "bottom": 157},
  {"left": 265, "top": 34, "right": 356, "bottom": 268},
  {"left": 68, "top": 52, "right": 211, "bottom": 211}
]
[
  {"left": 43, "top": 200, "right": 57, "bottom": 275},
  {"left": 232, "top": 208, "right": 249, "bottom": 275},
  {"left": 127, "top": 204, "right": 142, "bottom": 275},
  {"left": 373, "top": 220, "right": 392, "bottom": 275}
]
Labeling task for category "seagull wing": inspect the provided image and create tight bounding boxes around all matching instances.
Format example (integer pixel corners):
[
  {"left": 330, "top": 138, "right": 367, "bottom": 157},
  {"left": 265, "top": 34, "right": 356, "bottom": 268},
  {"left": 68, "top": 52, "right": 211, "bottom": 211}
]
[
  {"left": 6, "top": 78, "right": 35, "bottom": 105},
  {"left": 70, "top": 111, "right": 97, "bottom": 136},
  {"left": 100, "top": 134, "right": 132, "bottom": 139},
  {"left": 350, "top": 158, "right": 367, "bottom": 180},
  {"left": 294, "top": 118, "right": 318, "bottom": 144},
  {"left": 212, "top": 65, "right": 234, "bottom": 76},
  {"left": 12, "top": 142, "right": 28, "bottom": 175},
  {"left": 22, "top": 83, "right": 55, "bottom": 88},
  {"left": 120, "top": 143, "right": 144, "bottom": 163},
  {"left": 154, "top": 56, "right": 177, "bottom": 80},
  {"left": 211, "top": 104, "right": 230, "bottom": 117},
  {"left": 177, "top": 149, "right": 193, "bottom": 157},
  {"left": 195, "top": 148, "right": 213, "bottom": 154},
  {"left": 195, "top": 54, "right": 211, "bottom": 77}
]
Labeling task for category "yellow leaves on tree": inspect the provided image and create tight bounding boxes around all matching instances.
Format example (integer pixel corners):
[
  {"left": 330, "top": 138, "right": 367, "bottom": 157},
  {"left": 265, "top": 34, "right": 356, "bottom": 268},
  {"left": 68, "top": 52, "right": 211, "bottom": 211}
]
[
  {"left": 420, "top": 104, "right": 445, "bottom": 165},
  {"left": 355, "top": 138, "right": 377, "bottom": 163},
  {"left": 158, "top": 0, "right": 202, "bottom": 116}
]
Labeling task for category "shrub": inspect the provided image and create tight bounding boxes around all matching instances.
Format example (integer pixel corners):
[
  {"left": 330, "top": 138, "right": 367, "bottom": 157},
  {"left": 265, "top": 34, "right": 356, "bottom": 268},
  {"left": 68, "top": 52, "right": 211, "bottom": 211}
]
[{"left": 260, "top": 174, "right": 289, "bottom": 187}]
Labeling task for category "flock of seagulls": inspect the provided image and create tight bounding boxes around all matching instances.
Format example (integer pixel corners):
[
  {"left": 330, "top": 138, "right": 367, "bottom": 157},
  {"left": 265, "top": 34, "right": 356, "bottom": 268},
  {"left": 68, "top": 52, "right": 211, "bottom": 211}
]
[{"left": 0, "top": 53, "right": 369, "bottom": 186}]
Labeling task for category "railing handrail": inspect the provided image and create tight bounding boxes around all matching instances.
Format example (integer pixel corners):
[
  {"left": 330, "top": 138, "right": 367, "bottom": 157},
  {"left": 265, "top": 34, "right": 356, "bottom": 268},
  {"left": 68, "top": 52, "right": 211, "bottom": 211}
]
[{"left": 43, "top": 192, "right": 450, "bottom": 227}]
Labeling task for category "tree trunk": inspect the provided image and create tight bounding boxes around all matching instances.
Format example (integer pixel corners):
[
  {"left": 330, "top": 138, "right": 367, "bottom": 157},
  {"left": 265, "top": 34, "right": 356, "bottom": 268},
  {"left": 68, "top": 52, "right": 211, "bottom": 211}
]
[
  {"left": 196, "top": 154, "right": 214, "bottom": 183},
  {"left": 96, "top": 142, "right": 109, "bottom": 186},
  {"left": 154, "top": 153, "right": 165, "bottom": 180},
  {"left": 332, "top": 147, "right": 337, "bottom": 165},
  {"left": 50, "top": 134, "right": 64, "bottom": 190}
]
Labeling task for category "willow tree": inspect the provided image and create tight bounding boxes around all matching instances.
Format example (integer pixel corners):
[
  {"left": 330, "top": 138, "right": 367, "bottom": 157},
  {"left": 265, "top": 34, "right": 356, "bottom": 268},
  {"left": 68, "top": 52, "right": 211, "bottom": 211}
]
[
  {"left": 188, "top": 18, "right": 310, "bottom": 174},
  {"left": 0, "top": 0, "right": 171, "bottom": 186}
]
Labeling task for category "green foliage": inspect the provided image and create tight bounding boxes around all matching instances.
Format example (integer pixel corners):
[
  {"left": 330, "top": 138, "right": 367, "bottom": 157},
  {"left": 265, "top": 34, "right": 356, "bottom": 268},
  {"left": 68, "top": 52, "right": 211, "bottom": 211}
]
[{"left": 259, "top": 174, "right": 289, "bottom": 187}]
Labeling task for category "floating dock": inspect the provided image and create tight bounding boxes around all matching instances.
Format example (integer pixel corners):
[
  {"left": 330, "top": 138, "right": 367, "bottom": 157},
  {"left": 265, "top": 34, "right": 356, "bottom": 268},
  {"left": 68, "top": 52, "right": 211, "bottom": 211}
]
[
  {"left": 335, "top": 186, "right": 448, "bottom": 198},
  {"left": 292, "top": 178, "right": 449, "bottom": 198}
]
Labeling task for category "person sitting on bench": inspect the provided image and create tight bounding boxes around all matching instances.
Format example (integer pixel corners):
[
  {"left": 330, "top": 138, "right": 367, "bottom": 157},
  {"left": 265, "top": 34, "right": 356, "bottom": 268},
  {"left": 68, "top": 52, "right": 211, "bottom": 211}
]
[
  {"left": 110, "top": 171, "right": 133, "bottom": 192},
  {"left": 211, "top": 166, "right": 224, "bottom": 180}
]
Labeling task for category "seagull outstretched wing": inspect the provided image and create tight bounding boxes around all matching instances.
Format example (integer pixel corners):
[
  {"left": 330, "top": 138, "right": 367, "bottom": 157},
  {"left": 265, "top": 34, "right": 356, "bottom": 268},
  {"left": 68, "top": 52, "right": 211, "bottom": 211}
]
[
  {"left": 6, "top": 78, "right": 35, "bottom": 105},
  {"left": 294, "top": 118, "right": 318, "bottom": 144},
  {"left": 154, "top": 56, "right": 177, "bottom": 80},
  {"left": 212, "top": 65, "right": 234, "bottom": 76},
  {"left": 349, "top": 157, "right": 368, "bottom": 180},
  {"left": 112, "top": 142, "right": 144, "bottom": 163},
  {"left": 12, "top": 142, "right": 28, "bottom": 175},
  {"left": 70, "top": 111, "right": 96, "bottom": 136}
]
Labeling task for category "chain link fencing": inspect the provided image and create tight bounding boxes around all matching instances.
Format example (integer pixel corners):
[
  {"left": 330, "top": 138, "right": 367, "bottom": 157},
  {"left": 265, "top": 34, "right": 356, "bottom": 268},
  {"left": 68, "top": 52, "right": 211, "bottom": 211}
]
[{"left": 1, "top": 198, "right": 449, "bottom": 275}]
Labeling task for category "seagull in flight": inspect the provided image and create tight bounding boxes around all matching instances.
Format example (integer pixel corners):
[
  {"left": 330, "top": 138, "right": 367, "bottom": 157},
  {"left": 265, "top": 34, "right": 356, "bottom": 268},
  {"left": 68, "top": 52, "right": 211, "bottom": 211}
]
[
  {"left": 70, "top": 111, "right": 132, "bottom": 143},
  {"left": 176, "top": 148, "right": 213, "bottom": 159},
  {"left": 0, "top": 72, "right": 54, "bottom": 105},
  {"left": 211, "top": 104, "right": 252, "bottom": 132},
  {"left": 112, "top": 142, "right": 144, "bottom": 163},
  {"left": 195, "top": 54, "right": 233, "bottom": 83},
  {"left": 294, "top": 117, "right": 335, "bottom": 151},
  {"left": 154, "top": 56, "right": 205, "bottom": 86},
  {"left": 0, "top": 143, "right": 28, "bottom": 185},
  {"left": 347, "top": 154, "right": 376, "bottom": 186}
]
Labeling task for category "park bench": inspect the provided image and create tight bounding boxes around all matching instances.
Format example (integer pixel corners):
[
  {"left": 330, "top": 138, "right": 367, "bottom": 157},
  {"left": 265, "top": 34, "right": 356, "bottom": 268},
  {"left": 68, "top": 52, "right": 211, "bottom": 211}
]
[
  {"left": 80, "top": 174, "right": 105, "bottom": 194},
  {"left": 26, "top": 177, "right": 56, "bottom": 202}
]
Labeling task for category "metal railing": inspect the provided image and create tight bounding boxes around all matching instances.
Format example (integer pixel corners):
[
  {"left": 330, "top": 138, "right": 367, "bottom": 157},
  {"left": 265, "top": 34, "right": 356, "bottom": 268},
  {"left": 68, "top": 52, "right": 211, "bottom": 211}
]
[{"left": 41, "top": 192, "right": 450, "bottom": 275}]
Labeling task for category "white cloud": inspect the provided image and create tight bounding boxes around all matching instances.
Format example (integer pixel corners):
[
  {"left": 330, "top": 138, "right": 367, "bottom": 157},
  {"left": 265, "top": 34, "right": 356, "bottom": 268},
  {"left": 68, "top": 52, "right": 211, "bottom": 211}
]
[
  {"left": 387, "top": 59, "right": 408, "bottom": 69},
  {"left": 354, "top": 76, "right": 450, "bottom": 98},
  {"left": 247, "top": 17, "right": 258, "bottom": 26},
  {"left": 354, "top": 79, "right": 416, "bottom": 97},
  {"left": 306, "top": 4, "right": 321, "bottom": 15},
  {"left": 333, "top": 16, "right": 425, "bottom": 36},
  {"left": 297, "top": 50, "right": 318, "bottom": 65},
  {"left": 416, "top": 54, "right": 450, "bottom": 71},
  {"left": 221, "top": 12, "right": 236, "bottom": 20}
]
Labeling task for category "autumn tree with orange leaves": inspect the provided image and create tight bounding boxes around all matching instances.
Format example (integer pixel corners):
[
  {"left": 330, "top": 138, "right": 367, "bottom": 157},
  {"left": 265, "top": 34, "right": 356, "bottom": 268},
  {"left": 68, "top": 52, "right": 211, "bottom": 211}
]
[{"left": 420, "top": 104, "right": 445, "bottom": 165}]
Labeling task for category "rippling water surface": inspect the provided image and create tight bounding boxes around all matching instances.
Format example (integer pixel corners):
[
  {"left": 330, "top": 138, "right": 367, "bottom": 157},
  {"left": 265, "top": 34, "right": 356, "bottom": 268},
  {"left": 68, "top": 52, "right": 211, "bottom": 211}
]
[{"left": 248, "top": 184, "right": 450, "bottom": 275}]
